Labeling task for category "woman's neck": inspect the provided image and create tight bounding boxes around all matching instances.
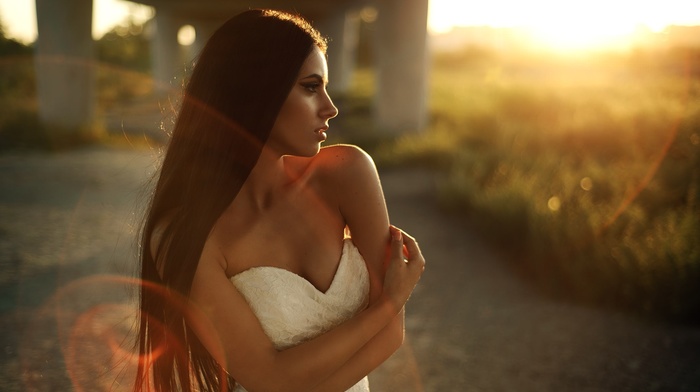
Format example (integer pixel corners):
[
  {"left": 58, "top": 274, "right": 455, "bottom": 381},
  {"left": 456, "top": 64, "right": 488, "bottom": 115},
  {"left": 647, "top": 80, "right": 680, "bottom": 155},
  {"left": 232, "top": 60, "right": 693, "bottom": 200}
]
[{"left": 239, "top": 146, "right": 288, "bottom": 212}]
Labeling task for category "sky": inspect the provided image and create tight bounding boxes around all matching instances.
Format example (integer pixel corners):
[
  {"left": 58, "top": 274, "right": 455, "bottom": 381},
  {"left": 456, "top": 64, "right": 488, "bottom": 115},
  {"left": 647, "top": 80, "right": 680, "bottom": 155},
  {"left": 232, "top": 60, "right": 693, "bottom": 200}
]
[
  {"left": 428, "top": 0, "right": 700, "bottom": 33},
  {"left": 1, "top": 0, "right": 699, "bottom": 47}
]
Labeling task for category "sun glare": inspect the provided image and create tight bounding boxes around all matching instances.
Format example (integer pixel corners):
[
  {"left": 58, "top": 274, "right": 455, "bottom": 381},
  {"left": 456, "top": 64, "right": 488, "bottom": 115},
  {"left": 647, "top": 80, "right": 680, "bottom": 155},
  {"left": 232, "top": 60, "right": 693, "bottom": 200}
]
[
  {"left": 429, "top": 0, "right": 700, "bottom": 50},
  {"left": 521, "top": 3, "right": 652, "bottom": 50},
  {"left": 528, "top": 19, "right": 636, "bottom": 50}
]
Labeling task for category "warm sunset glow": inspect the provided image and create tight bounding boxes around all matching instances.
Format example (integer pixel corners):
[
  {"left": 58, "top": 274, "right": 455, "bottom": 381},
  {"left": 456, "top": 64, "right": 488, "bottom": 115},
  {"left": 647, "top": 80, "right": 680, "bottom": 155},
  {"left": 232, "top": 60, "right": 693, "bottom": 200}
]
[
  {"left": 527, "top": 17, "right": 637, "bottom": 50},
  {"left": 429, "top": 0, "right": 700, "bottom": 50},
  {"left": 0, "top": 0, "right": 698, "bottom": 48}
]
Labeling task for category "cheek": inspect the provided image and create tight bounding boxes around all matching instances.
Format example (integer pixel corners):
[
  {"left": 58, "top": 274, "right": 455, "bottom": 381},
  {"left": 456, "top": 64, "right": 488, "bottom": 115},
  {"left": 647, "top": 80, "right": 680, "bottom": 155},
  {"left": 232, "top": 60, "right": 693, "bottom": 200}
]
[
  {"left": 282, "top": 98, "right": 312, "bottom": 121},
  {"left": 274, "top": 100, "right": 297, "bottom": 126},
  {"left": 271, "top": 103, "right": 303, "bottom": 137}
]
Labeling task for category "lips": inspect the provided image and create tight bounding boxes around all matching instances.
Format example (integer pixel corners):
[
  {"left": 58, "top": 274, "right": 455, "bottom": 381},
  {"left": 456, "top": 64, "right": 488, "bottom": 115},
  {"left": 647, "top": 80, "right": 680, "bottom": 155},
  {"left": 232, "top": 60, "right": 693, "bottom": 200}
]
[{"left": 316, "top": 126, "right": 328, "bottom": 141}]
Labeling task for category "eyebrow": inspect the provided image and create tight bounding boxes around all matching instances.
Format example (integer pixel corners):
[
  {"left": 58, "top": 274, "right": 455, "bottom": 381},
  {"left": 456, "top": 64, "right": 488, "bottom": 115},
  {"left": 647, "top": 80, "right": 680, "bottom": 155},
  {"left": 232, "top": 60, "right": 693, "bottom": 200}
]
[{"left": 300, "top": 73, "right": 327, "bottom": 84}]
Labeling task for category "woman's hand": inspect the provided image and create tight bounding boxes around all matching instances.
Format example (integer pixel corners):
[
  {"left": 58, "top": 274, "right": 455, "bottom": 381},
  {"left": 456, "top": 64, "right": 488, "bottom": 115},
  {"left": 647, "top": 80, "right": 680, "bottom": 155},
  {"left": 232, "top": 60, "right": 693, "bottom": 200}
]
[{"left": 383, "top": 226, "right": 425, "bottom": 313}]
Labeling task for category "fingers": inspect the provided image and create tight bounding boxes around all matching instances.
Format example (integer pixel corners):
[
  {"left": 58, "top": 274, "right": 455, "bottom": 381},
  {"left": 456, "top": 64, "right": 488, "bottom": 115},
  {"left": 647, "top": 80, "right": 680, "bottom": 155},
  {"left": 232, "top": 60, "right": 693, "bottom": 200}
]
[
  {"left": 390, "top": 226, "right": 425, "bottom": 268},
  {"left": 384, "top": 226, "right": 425, "bottom": 310},
  {"left": 398, "top": 230, "right": 421, "bottom": 262},
  {"left": 389, "top": 225, "right": 404, "bottom": 262}
]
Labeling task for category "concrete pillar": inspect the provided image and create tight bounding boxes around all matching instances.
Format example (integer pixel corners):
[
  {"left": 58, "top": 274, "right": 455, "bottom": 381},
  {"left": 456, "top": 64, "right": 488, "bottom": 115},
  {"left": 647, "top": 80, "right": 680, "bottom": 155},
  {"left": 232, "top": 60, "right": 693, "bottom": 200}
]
[
  {"left": 34, "top": 0, "right": 96, "bottom": 133},
  {"left": 151, "top": 8, "right": 181, "bottom": 93},
  {"left": 374, "top": 0, "right": 429, "bottom": 133},
  {"left": 318, "top": 9, "right": 360, "bottom": 96}
]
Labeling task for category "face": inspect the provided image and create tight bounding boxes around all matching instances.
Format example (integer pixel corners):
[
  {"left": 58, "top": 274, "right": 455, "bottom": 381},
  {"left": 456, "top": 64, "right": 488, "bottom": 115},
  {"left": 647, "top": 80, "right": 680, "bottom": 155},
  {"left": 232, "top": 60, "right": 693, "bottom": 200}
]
[{"left": 266, "top": 46, "right": 339, "bottom": 157}]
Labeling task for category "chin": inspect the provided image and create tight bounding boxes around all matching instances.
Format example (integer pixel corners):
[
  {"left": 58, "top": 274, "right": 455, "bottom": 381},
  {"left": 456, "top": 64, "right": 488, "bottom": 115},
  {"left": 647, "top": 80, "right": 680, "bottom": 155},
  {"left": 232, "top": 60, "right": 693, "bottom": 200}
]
[
  {"left": 302, "top": 146, "right": 322, "bottom": 157},
  {"left": 302, "top": 142, "right": 323, "bottom": 157}
]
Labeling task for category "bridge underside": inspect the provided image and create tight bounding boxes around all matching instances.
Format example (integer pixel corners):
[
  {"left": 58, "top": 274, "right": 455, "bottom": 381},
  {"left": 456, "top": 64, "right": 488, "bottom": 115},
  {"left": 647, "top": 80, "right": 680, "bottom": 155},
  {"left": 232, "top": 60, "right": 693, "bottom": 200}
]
[{"left": 34, "top": 0, "right": 428, "bottom": 135}]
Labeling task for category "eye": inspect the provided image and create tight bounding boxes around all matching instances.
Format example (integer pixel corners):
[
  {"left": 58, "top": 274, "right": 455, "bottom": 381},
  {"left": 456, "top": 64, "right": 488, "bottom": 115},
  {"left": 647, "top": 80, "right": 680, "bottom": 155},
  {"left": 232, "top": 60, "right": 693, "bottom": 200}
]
[{"left": 301, "top": 82, "right": 321, "bottom": 93}]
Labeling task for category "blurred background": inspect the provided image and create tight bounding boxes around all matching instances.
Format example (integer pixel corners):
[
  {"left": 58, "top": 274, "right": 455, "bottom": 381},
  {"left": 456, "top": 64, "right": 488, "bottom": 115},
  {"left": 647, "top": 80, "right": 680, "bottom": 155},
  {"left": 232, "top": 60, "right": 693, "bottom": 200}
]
[{"left": 0, "top": 0, "right": 699, "bottom": 391}]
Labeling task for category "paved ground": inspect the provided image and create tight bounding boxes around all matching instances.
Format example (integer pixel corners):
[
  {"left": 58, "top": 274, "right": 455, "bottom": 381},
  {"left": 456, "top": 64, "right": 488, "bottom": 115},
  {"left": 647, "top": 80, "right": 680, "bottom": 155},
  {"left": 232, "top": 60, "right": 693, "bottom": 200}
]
[{"left": 0, "top": 147, "right": 699, "bottom": 391}]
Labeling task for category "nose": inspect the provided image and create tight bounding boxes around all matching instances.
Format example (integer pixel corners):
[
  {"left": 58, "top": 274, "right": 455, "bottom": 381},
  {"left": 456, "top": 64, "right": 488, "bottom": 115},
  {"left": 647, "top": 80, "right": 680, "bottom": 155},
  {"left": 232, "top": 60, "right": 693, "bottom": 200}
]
[{"left": 321, "top": 91, "right": 339, "bottom": 120}]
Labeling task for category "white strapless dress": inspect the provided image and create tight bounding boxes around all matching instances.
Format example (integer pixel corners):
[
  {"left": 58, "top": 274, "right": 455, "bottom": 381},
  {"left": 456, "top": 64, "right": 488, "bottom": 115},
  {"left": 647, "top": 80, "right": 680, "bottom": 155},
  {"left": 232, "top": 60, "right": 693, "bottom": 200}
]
[{"left": 230, "top": 239, "right": 371, "bottom": 392}]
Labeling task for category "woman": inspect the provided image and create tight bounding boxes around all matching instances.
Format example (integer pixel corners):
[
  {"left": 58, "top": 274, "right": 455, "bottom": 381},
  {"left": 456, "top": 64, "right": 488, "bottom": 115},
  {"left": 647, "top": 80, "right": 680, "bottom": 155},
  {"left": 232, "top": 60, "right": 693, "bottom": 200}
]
[{"left": 134, "top": 9, "right": 425, "bottom": 392}]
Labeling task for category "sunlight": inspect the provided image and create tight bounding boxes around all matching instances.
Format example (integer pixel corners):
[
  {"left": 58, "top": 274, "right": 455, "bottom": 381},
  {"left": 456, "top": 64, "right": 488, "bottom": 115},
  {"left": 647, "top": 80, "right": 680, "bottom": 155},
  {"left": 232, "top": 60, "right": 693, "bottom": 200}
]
[
  {"left": 521, "top": 2, "right": 648, "bottom": 50},
  {"left": 528, "top": 19, "right": 635, "bottom": 50},
  {"left": 93, "top": 0, "right": 154, "bottom": 39},
  {"left": 429, "top": 0, "right": 700, "bottom": 50}
]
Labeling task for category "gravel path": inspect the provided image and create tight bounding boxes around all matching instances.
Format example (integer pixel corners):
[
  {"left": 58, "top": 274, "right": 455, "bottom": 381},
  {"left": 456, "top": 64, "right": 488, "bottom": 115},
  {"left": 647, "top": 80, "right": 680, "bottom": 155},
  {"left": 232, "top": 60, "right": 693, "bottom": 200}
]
[{"left": 0, "top": 147, "right": 699, "bottom": 391}]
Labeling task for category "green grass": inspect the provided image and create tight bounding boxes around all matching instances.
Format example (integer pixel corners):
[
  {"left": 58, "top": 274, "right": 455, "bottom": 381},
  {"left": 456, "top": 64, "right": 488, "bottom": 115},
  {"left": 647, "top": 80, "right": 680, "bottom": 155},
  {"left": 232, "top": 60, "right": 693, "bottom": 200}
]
[{"left": 352, "top": 46, "right": 700, "bottom": 322}]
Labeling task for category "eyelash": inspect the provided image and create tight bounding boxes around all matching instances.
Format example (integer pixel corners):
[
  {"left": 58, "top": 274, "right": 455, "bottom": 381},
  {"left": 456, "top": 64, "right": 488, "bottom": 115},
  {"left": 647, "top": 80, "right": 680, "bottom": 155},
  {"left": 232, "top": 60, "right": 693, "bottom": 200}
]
[{"left": 302, "top": 82, "right": 321, "bottom": 93}]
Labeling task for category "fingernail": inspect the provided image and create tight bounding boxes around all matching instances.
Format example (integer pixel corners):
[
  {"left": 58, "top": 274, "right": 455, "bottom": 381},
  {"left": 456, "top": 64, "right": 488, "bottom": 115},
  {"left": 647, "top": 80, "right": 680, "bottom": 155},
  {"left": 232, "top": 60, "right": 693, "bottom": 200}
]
[{"left": 393, "top": 230, "right": 402, "bottom": 241}]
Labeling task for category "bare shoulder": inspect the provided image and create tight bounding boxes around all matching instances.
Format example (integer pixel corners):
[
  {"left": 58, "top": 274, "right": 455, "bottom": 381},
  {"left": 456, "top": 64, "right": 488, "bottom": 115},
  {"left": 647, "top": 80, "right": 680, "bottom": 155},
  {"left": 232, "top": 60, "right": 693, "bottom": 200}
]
[
  {"left": 282, "top": 145, "right": 384, "bottom": 225},
  {"left": 312, "top": 144, "right": 378, "bottom": 182},
  {"left": 317, "top": 144, "right": 373, "bottom": 164},
  {"left": 308, "top": 145, "right": 385, "bottom": 224},
  {"left": 284, "top": 144, "right": 378, "bottom": 191}
]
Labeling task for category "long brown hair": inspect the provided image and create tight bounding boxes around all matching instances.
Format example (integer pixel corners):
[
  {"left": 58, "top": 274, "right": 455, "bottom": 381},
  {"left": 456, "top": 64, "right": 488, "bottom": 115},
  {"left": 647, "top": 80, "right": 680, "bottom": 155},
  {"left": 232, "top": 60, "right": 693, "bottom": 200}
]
[{"left": 134, "top": 10, "right": 327, "bottom": 391}]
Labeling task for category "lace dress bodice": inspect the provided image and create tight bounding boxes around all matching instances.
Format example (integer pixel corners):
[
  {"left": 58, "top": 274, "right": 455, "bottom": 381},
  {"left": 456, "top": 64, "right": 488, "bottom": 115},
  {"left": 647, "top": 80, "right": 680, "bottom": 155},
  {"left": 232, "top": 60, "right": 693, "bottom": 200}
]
[{"left": 230, "top": 239, "right": 371, "bottom": 391}]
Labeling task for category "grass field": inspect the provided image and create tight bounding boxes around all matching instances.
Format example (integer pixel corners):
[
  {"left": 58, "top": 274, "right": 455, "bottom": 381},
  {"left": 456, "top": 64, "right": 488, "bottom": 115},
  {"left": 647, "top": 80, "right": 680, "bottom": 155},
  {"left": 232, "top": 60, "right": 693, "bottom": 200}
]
[{"left": 344, "top": 45, "right": 700, "bottom": 321}]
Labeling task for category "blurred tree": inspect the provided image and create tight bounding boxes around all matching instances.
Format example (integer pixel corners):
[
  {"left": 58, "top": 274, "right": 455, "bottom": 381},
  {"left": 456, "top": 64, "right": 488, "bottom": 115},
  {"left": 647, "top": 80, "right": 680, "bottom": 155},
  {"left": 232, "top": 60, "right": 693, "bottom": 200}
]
[
  {"left": 0, "top": 13, "right": 34, "bottom": 96},
  {"left": 0, "top": 14, "right": 42, "bottom": 150},
  {"left": 0, "top": 16, "right": 33, "bottom": 57},
  {"left": 96, "top": 17, "right": 151, "bottom": 73}
]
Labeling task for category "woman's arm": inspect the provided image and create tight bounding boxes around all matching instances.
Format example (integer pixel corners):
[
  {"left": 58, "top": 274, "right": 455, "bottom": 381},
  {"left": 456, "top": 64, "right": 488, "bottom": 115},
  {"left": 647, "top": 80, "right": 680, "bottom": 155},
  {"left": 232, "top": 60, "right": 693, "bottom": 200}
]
[
  {"left": 304, "top": 145, "right": 420, "bottom": 391},
  {"left": 321, "top": 145, "right": 392, "bottom": 303},
  {"left": 187, "top": 225, "right": 421, "bottom": 392},
  {"left": 186, "top": 145, "right": 423, "bottom": 391},
  {"left": 309, "top": 229, "right": 426, "bottom": 392}
]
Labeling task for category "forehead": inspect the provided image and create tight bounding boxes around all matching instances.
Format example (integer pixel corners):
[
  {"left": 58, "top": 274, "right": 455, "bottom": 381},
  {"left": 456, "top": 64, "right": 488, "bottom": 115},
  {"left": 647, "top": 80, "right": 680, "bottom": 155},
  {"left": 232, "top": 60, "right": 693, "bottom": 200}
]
[{"left": 298, "top": 46, "right": 328, "bottom": 77}]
